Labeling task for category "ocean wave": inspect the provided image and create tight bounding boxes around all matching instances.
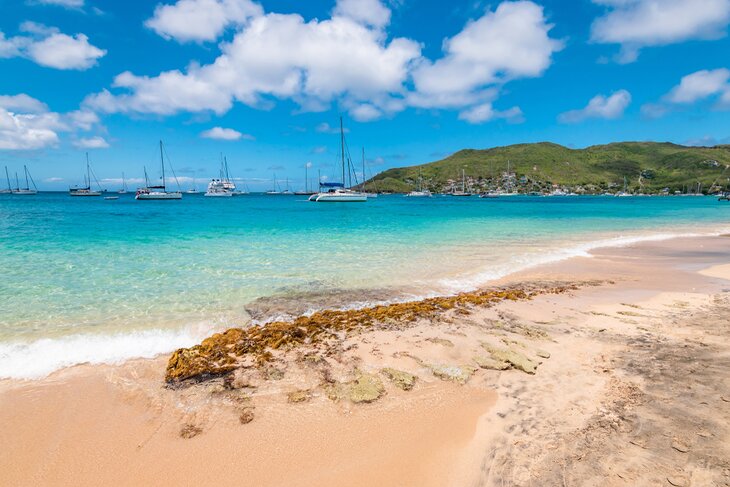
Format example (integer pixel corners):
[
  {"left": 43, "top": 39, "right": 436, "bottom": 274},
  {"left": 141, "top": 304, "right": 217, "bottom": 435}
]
[
  {"left": 436, "top": 229, "right": 727, "bottom": 293},
  {"left": 0, "top": 325, "right": 216, "bottom": 380}
]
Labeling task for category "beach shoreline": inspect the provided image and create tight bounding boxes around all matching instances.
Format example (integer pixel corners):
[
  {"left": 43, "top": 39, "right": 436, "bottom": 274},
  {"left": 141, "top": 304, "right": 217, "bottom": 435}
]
[{"left": 2, "top": 234, "right": 730, "bottom": 486}]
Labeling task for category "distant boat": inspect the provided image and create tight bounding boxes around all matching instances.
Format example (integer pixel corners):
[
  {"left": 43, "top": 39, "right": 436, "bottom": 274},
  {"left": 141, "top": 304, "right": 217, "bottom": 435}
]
[
  {"left": 206, "top": 156, "right": 244, "bottom": 196},
  {"left": 70, "top": 154, "right": 102, "bottom": 196},
  {"left": 361, "top": 148, "right": 378, "bottom": 198},
  {"left": 12, "top": 165, "right": 38, "bottom": 195},
  {"left": 294, "top": 163, "right": 318, "bottom": 195},
  {"left": 282, "top": 177, "right": 293, "bottom": 195},
  {"left": 406, "top": 168, "right": 432, "bottom": 197},
  {"left": 104, "top": 196, "right": 119, "bottom": 200},
  {"left": 1, "top": 166, "right": 12, "bottom": 194},
  {"left": 118, "top": 172, "right": 128, "bottom": 194},
  {"left": 266, "top": 173, "right": 283, "bottom": 195},
  {"left": 451, "top": 169, "right": 472, "bottom": 196},
  {"left": 479, "top": 191, "right": 500, "bottom": 199},
  {"left": 616, "top": 176, "right": 631, "bottom": 197},
  {"left": 309, "top": 117, "right": 367, "bottom": 203},
  {"left": 135, "top": 141, "right": 183, "bottom": 200}
]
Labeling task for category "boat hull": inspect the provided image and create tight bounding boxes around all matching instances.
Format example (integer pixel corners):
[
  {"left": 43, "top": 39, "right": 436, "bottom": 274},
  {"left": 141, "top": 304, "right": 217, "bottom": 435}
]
[
  {"left": 204, "top": 191, "right": 233, "bottom": 197},
  {"left": 135, "top": 192, "right": 182, "bottom": 200},
  {"left": 311, "top": 194, "right": 367, "bottom": 202},
  {"left": 69, "top": 192, "right": 101, "bottom": 196},
  {"left": 12, "top": 190, "right": 38, "bottom": 195}
]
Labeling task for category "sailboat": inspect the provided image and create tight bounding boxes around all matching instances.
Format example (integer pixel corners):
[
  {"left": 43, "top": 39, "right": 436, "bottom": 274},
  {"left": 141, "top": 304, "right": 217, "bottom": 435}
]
[
  {"left": 1, "top": 166, "right": 12, "bottom": 194},
  {"left": 294, "top": 163, "right": 317, "bottom": 195},
  {"left": 13, "top": 165, "right": 38, "bottom": 195},
  {"left": 406, "top": 167, "right": 432, "bottom": 197},
  {"left": 360, "top": 148, "right": 378, "bottom": 198},
  {"left": 309, "top": 117, "right": 367, "bottom": 203},
  {"left": 451, "top": 169, "right": 472, "bottom": 196},
  {"left": 70, "top": 154, "right": 102, "bottom": 196},
  {"left": 135, "top": 141, "right": 183, "bottom": 200},
  {"left": 282, "top": 177, "right": 293, "bottom": 195},
  {"left": 266, "top": 174, "right": 282, "bottom": 195},
  {"left": 616, "top": 176, "right": 631, "bottom": 197},
  {"left": 499, "top": 160, "right": 519, "bottom": 196},
  {"left": 118, "top": 172, "right": 128, "bottom": 194}
]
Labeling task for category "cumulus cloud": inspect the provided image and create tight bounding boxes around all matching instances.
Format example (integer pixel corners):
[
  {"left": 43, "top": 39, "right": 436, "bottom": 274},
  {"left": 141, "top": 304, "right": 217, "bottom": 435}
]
[
  {"left": 146, "top": 0, "right": 263, "bottom": 43},
  {"left": 558, "top": 89, "right": 632, "bottom": 123},
  {"left": 0, "top": 23, "right": 105, "bottom": 70},
  {"left": 665, "top": 68, "right": 730, "bottom": 103},
  {"left": 642, "top": 68, "right": 730, "bottom": 117},
  {"left": 200, "top": 126, "right": 253, "bottom": 140},
  {"left": 332, "top": 0, "right": 391, "bottom": 29},
  {"left": 73, "top": 136, "right": 109, "bottom": 149},
  {"left": 410, "top": 1, "right": 563, "bottom": 110},
  {"left": 0, "top": 94, "right": 103, "bottom": 150},
  {"left": 458, "top": 103, "right": 523, "bottom": 124},
  {"left": 591, "top": 0, "right": 730, "bottom": 63},
  {"left": 86, "top": 0, "right": 561, "bottom": 124}
]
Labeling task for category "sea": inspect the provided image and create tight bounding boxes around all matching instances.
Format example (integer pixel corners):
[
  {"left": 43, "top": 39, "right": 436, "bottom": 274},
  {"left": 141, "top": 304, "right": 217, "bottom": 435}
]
[{"left": 1, "top": 192, "right": 728, "bottom": 379}]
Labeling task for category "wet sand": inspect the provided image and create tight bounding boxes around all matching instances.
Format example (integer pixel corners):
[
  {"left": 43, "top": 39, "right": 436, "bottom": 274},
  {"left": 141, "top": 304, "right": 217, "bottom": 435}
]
[{"left": 2, "top": 235, "right": 730, "bottom": 486}]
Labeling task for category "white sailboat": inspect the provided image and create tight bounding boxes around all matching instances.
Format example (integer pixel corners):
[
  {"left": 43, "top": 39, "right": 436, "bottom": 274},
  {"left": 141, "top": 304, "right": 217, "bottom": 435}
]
[
  {"left": 1, "top": 166, "right": 13, "bottom": 194},
  {"left": 451, "top": 169, "right": 472, "bottom": 196},
  {"left": 294, "top": 163, "right": 317, "bottom": 195},
  {"left": 266, "top": 174, "right": 282, "bottom": 195},
  {"left": 70, "top": 155, "right": 102, "bottom": 196},
  {"left": 13, "top": 165, "right": 38, "bottom": 195},
  {"left": 135, "top": 141, "right": 183, "bottom": 200},
  {"left": 406, "top": 167, "right": 431, "bottom": 197},
  {"left": 309, "top": 117, "right": 367, "bottom": 203},
  {"left": 118, "top": 172, "right": 128, "bottom": 194}
]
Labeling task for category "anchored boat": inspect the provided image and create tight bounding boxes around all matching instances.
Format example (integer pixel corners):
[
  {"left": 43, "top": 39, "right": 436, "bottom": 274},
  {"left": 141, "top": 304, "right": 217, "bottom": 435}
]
[{"left": 135, "top": 141, "right": 183, "bottom": 200}]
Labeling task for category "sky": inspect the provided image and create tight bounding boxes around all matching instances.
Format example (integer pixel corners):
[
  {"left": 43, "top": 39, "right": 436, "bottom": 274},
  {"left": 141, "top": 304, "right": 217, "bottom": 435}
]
[{"left": 1, "top": 0, "right": 730, "bottom": 190}]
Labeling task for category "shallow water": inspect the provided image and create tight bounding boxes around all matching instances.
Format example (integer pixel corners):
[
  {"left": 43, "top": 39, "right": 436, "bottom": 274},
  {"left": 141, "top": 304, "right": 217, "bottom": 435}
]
[{"left": 1, "top": 192, "right": 728, "bottom": 378}]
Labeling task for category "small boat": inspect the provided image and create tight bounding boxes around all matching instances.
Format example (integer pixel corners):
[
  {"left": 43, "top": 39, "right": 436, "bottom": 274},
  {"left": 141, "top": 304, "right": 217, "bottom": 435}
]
[
  {"left": 104, "top": 196, "right": 119, "bottom": 200},
  {"left": 1, "top": 166, "right": 12, "bottom": 194},
  {"left": 266, "top": 173, "right": 283, "bottom": 195},
  {"left": 406, "top": 168, "right": 432, "bottom": 197},
  {"left": 70, "top": 154, "right": 102, "bottom": 196},
  {"left": 309, "top": 118, "right": 367, "bottom": 203},
  {"left": 479, "top": 191, "right": 500, "bottom": 198},
  {"left": 11, "top": 165, "right": 38, "bottom": 195},
  {"left": 118, "top": 172, "right": 128, "bottom": 194},
  {"left": 135, "top": 141, "right": 183, "bottom": 200},
  {"left": 450, "top": 169, "right": 472, "bottom": 196},
  {"left": 719, "top": 192, "right": 729, "bottom": 201}
]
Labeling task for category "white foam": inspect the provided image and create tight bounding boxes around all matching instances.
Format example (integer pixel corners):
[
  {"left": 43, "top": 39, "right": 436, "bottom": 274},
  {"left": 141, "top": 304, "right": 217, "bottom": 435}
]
[
  {"left": 0, "top": 325, "right": 216, "bottom": 380},
  {"left": 437, "top": 229, "right": 726, "bottom": 293}
]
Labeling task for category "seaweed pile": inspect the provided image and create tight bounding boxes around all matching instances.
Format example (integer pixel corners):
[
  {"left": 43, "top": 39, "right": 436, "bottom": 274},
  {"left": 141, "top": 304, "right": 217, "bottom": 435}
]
[{"left": 166, "top": 283, "right": 578, "bottom": 383}]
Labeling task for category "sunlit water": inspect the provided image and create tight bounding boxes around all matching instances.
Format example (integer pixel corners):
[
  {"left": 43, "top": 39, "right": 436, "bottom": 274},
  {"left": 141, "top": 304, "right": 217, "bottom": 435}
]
[{"left": 1, "top": 192, "right": 728, "bottom": 378}]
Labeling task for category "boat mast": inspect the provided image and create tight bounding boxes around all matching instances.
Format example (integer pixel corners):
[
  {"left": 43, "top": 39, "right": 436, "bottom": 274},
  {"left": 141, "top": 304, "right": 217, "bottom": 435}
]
[
  {"left": 24, "top": 165, "right": 29, "bottom": 190},
  {"left": 305, "top": 164, "right": 308, "bottom": 192},
  {"left": 462, "top": 169, "right": 466, "bottom": 193},
  {"left": 86, "top": 153, "right": 91, "bottom": 190},
  {"left": 15, "top": 172, "right": 20, "bottom": 191},
  {"left": 122, "top": 172, "right": 126, "bottom": 191},
  {"left": 362, "top": 147, "right": 365, "bottom": 191},
  {"left": 159, "top": 140, "right": 166, "bottom": 191},
  {"left": 340, "top": 116, "right": 345, "bottom": 187},
  {"left": 4, "top": 166, "right": 11, "bottom": 192}
]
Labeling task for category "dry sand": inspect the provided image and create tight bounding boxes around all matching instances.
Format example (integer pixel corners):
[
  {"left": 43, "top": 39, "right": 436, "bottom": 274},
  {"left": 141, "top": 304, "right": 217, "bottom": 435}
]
[{"left": 1, "top": 235, "right": 730, "bottom": 486}]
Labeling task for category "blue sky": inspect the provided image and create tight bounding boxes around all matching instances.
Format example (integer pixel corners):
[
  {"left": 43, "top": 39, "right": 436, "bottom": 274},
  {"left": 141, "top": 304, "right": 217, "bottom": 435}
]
[{"left": 1, "top": 0, "right": 730, "bottom": 190}]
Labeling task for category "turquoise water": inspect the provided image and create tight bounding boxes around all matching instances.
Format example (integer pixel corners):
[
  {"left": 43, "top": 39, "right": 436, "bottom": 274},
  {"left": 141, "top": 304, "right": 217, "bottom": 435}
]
[{"left": 1, "top": 193, "right": 728, "bottom": 378}]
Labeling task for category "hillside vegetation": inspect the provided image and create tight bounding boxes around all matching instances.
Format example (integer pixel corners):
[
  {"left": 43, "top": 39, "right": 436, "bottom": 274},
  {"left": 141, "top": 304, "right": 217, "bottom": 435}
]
[{"left": 364, "top": 142, "right": 730, "bottom": 194}]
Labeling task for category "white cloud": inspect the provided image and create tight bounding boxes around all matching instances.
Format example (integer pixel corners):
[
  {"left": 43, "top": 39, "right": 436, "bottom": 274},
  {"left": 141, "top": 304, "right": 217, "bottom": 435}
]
[
  {"left": 0, "top": 23, "right": 105, "bottom": 70},
  {"left": 200, "top": 126, "right": 253, "bottom": 140},
  {"left": 559, "top": 89, "right": 632, "bottom": 123},
  {"left": 0, "top": 94, "right": 103, "bottom": 150},
  {"left": 35, "top": 0, "right": 84, "bottom": 8},
  {"left": 458, "top": 103, "right": 523, "bottom": 124},
  {"left": 410, "top": 1, "right": 563, "bottom": 110},
  {"left": 73, "top": 136, "right": 109, "bottom": 149},
  {"left": 43, "top": 177, "right": 65, "bottom": 182},
  {"left": 146, "top": 0, "right": 263, "bottom": 42},
  {"left": 591, "top": 0, "right": 730, "bottom": 63},
  {"left": 86, "top": 1, "right": 560, "bottom": 124},
  {"left": 315, "top": 122, "right": 349, "bottom": 134},
  {"left": 665, "top": 68, "right": 730, "bottom": 103},
  {"left": 333, "top": 0, "right": 391, "bottom": 29},
  {"left": 0, "top": 94, "right": 48, "bottom": 113}
]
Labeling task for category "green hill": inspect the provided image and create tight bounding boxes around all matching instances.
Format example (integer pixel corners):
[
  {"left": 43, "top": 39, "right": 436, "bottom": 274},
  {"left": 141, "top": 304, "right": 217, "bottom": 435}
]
[{"left": 364, "top": 142, "right": 730, "bottom": 194}]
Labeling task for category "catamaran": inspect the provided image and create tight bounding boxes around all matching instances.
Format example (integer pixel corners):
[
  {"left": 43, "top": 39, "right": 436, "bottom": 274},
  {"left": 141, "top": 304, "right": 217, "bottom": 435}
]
[
  {"left": 135, "top": 141, "right": 183, "bottom": 200},
  {"left": 13, "top": 165, "right": 38, "bottom": 195},
  {"left": 70, "top": 154, "right": 102, "bottom": 196},
  {"left": 406, "top": 167, "right": 431, "bottom": 197},
  {"left": 309, "top": 117, "right": 367, "bottom": 203},
  {"left": 451, "top": 169, "right": 472, "bottom": 196}
]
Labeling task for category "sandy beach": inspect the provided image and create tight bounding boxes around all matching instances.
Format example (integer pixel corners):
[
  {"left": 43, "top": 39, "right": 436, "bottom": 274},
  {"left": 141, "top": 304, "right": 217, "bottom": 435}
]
[{"left": 2, "top": 234, "right": 730, "bottom": 487}]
